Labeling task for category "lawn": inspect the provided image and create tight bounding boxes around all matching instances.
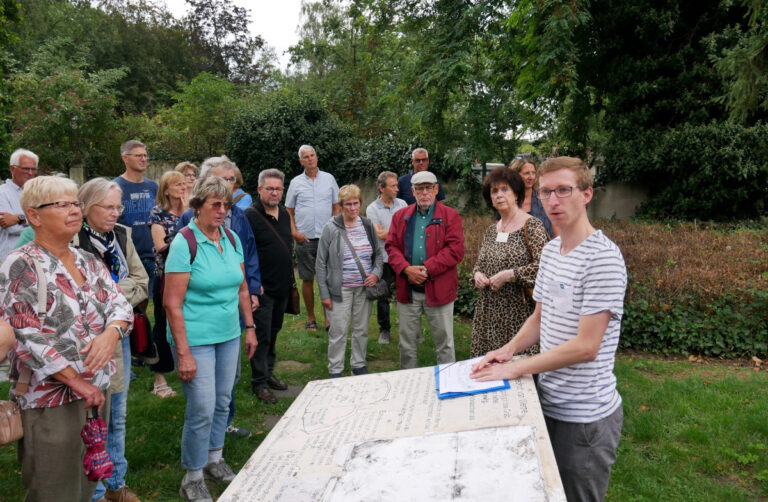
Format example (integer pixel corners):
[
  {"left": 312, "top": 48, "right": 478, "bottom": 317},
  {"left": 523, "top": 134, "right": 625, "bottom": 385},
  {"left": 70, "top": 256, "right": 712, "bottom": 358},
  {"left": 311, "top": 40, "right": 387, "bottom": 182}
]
[{"left": 1, "top": 303, "right": 767, "bottom": 501}]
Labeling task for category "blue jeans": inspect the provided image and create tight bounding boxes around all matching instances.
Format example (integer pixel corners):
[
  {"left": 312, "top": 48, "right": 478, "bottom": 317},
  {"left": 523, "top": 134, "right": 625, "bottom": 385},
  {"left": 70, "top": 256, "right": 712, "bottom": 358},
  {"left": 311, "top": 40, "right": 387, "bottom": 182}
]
[
  {"left": 93, "top": 336, "right": 131, "bottom": 500},
  {"left": 227, "top": 346, "right": 241, "bottom": 427},
  {"left": 174, "top": 336, "right": 240, "bottom": 470}
]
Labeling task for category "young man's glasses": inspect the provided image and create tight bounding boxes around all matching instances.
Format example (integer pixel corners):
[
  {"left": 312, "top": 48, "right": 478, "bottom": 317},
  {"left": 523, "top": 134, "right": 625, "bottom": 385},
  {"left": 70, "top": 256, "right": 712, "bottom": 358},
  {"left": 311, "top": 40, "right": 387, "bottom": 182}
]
[{"left": 537, "top": 186, "right": 584, "bottom": 199}]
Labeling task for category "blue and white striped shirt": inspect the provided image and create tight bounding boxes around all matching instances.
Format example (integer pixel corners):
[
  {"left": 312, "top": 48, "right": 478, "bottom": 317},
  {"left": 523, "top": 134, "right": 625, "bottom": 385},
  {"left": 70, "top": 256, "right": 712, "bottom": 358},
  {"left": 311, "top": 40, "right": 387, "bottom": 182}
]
[{"left": 533, "top": 230, "right": 627, "bottom": 423}]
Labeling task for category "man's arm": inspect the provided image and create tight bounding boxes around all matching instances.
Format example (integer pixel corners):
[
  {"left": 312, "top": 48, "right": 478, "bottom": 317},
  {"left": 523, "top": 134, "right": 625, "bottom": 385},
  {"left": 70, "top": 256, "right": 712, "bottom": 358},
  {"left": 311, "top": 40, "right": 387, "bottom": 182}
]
[
  {"left": 332, "top": 203, "right": 341, "bottom": 216},
  {"left": 472, "top": 310, "right": 612, "bottom": 381},
  {"left": 286, "top": 207, "right": 307, "bottom": 243},
  {"left": 384, "top": 212, "right": 409, "bottom": 276}
]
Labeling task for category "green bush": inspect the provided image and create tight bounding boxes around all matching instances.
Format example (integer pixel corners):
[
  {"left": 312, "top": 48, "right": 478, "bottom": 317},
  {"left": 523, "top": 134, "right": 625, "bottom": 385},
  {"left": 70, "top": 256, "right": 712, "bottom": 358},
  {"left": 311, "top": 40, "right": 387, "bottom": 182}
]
[
  {"left": 603, "top": 122, "right": 768, "bottom": 220},
  {"left": 226, "top": 90, "right": 354, "bottom": 188}
]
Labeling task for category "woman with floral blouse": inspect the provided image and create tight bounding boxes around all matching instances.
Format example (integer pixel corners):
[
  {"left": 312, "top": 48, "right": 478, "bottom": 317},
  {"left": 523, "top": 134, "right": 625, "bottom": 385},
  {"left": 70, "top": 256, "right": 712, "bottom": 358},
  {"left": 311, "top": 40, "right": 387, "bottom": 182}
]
[{"left": 0, "top": 176, "right": 133, "bottom": 502}]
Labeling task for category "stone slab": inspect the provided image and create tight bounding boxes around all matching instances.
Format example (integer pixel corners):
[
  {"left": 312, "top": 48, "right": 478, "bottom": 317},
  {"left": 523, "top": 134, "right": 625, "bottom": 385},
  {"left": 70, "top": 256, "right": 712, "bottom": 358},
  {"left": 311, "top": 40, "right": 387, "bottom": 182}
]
[{"left": 221, "top": 366, "right": 565, "bottom": 501}]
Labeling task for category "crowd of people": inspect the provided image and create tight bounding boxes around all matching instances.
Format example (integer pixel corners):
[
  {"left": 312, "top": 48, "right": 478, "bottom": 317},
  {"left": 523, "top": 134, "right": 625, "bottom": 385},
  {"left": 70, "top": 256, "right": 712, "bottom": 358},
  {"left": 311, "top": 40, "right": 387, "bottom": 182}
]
[{"left": 0, "top": 142, "right": 627, "bottom": 502}]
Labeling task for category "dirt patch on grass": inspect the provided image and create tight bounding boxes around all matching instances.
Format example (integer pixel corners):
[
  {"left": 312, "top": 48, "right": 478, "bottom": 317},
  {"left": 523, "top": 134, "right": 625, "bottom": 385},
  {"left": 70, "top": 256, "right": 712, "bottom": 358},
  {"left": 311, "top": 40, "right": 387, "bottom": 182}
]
[
  {"left": 369, "top": 359, "right": 399, "bottom": 371},
  {"left": 275, "top": 360, "right": 312, "bottom": 373},
  {"left": 619, "top": 350, "right": 768, "bottom": 379}
]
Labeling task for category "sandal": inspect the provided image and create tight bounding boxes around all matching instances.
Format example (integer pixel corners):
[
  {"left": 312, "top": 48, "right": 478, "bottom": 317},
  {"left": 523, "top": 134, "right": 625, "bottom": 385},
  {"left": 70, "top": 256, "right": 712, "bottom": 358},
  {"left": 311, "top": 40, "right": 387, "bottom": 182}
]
[
  {"left": 305, "top": 320, "right": 318, "bottom": 332},
  {"left": 152, "top": 383, "right": 177, "bottom": 398}
]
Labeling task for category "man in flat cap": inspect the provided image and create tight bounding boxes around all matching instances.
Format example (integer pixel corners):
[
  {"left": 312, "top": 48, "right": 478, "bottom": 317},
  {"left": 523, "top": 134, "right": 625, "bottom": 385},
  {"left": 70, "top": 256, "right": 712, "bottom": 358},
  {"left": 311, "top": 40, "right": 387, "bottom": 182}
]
[{"left": 385, "top": 171, "right": 464, "bottom": 368}]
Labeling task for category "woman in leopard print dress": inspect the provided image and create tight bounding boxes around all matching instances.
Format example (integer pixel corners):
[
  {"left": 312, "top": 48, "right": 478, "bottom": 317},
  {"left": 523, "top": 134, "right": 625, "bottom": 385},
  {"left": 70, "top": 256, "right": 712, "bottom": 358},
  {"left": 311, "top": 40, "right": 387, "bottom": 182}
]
[{"left": 471, "top": 167, "right": 548, "bottom": 358}]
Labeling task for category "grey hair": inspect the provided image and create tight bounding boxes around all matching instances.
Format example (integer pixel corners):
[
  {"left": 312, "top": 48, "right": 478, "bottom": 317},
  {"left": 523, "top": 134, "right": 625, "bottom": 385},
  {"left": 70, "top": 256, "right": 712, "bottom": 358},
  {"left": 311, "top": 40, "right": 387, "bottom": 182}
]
[
  {"left": 198, "top": 155, "right": 237, "bottom": 182},
  {"left": 78, "top": 178, "right": 123, "bottom": 218},
  {"left": 20, "top": 176, "right": 78, "bottom": 212},
  {"left": 411, "top": 147, "right": 429, "bottom": 159},
  {"left": 258, "top": 168, "right": 285, "bottom": 187},
  {"left": 189, "top": 177, "right": 233, "bottom": 214},
  {"left": 10, "top": 148, "right": 39, "bottom": 168},
  {"left": 120, "top": 140, "right": 146, "bottom": 156},
  {"left": 377, "top": 171, "right": 397, "bottom": 189},
  {"left": 298, "top": 145, "right": 315, "bottom": 159}
]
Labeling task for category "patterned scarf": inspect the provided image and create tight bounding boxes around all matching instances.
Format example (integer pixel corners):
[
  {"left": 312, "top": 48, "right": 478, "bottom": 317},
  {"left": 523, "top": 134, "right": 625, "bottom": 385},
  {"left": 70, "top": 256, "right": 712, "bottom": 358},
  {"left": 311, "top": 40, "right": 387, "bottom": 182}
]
[{"left": 82, "top": 220, "right": 127, "bottom": 283}]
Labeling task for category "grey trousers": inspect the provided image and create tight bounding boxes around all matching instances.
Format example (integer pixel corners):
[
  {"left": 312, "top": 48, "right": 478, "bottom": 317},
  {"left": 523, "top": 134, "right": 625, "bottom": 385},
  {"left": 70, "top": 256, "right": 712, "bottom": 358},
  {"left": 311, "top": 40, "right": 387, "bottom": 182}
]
[
  {"left": 396, "top": 291, "right": 456, "bottom": 369},
  {"left": 19, "top": 397, "right": 111, "bottom": 502},
  {"left": 325, "top": 286, "right": 373, "bottom": 374},
  {"left": 545, "top": 406, "right": 623, "bottom": 502}
]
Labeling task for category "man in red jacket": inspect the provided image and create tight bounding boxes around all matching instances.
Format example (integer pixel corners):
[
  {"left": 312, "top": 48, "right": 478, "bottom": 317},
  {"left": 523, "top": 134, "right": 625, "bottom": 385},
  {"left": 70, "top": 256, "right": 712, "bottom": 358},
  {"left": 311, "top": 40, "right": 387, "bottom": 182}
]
[{"left": 386, "top": 171, "right": 465, "bottom": 369}]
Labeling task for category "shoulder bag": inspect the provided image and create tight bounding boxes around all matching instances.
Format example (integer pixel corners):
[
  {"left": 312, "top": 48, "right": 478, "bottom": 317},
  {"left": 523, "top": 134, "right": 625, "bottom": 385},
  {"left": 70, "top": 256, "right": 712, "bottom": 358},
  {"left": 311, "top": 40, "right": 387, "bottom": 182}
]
[
  {"left": 340, "top": 229, "right": 389, "bottom": 301},
  {"left": 250, "top": 208, "right": 301, "bottom": 315}
]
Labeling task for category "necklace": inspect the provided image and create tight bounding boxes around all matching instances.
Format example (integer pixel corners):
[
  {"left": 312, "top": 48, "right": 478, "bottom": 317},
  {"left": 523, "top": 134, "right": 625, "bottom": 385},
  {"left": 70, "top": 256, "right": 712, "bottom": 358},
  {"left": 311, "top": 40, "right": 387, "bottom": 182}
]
[{"left": 497, "top": 210, "right": 520, "bottom": 233}]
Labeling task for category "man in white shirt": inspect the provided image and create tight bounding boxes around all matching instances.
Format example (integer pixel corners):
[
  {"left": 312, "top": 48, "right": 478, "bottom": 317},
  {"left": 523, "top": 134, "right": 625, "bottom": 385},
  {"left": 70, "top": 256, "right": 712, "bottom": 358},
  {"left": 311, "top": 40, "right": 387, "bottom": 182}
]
[
  {"left": 0, "top": 149, "right": 38, "bottom": 259},
  {"left": 285, "top": 145, "right": 340, "bottom": 332},
  {"left": 472, "top": 156, "right": 627, "bottom": 502},
  {"left": 365, "top": 171, "right": 407, "bottom": 344}
]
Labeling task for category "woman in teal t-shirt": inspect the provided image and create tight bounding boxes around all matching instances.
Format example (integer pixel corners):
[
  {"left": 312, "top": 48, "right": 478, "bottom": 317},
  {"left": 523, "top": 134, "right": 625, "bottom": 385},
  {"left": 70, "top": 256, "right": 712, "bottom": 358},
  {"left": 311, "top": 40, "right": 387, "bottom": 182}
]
[{"left": 164, "top": 177, "right": 257, "bottom": 501}]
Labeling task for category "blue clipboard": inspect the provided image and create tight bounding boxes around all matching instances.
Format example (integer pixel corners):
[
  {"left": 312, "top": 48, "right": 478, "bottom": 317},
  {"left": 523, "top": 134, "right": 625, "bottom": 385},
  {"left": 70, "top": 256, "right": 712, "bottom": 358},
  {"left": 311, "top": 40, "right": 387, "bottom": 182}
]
[{"left": 434, "top": 364, "right": 510, "bottom": 400}]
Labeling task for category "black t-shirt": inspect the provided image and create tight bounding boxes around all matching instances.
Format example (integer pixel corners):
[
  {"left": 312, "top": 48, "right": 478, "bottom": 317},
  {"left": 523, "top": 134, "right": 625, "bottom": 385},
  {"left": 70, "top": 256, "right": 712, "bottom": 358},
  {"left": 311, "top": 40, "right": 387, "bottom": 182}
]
[{"left": 245, "top": 197, "right": 294, "bottom": 297}]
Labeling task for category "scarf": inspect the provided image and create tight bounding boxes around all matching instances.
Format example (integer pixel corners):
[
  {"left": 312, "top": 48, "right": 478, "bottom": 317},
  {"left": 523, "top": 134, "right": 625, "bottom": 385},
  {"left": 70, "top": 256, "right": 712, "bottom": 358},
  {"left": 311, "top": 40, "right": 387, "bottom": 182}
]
[{"left": 82, "top": 220, "right": 128, "bottom": 283}]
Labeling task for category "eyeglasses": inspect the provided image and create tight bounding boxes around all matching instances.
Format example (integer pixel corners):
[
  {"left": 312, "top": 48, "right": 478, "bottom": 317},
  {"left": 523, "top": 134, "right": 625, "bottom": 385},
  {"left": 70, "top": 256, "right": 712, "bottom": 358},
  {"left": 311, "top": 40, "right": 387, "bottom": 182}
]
[
  {"left": 35, "top": 201, "right": 83, "bottom": 210},
  {"left": 11, "top": 165, "right": 38, "bottom": 173},
  {"left": 413, "top": 185, "right": 435, "bottom": 193},
  {"left": 94, "top": 204, "right": 125, "bottom": 215},
  {"left": 413, "top": 158, "right": 428, "bottom": 163},
  {"left": 262, "top": 187, "right": 283, "bottom": 192},
  {"left": 125, "top": 153, "right": 149, "bottom": 159},
  {"left": 537, "top": 186, "right": 583, "bottom": 199},
  {"left": 184, "top": 174, "right": 196, "bottom": 179},
  {"left": 206, "top": 201, "right": 232, "bottom": 210}
]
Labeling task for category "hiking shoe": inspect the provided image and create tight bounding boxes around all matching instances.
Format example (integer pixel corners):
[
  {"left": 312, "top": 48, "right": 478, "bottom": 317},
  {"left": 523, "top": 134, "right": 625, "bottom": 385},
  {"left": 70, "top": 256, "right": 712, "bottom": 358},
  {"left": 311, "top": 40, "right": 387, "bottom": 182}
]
[
  {"left": 225, "top": 424, "right": 251, "bottom": 438},
  {"left": 377, "top": 329, "right": 390, "bottom": 344},
  {"left": 267, "top": 375, "right": 288, "bottom": 391},
  {"left": 254, "top": 386, "right": 277, "bottom": 404},
  {"left": 179, "top": 477, "right": 212, "bottom": 502},
  {"left": 329, "top": 372, "right": 343, "bottom": 378},
  {"left": 105, "top": 486, "right": 140, "bottom": 502},
  {"left": 203, "top": 459, "right": 236, "bottom": 483},
  {"left": 352, "top": 366, "right": 370, "bottom": 376}
]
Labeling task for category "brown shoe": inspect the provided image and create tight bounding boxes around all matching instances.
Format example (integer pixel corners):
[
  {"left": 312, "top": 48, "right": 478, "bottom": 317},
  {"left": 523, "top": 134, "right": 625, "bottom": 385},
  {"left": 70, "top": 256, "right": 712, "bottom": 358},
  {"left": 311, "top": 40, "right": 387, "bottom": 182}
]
[
  {"left": 254, "top": 386, "right": 277, "bottom": 404},
  {"left": 267, "top": 375, "right": 288, "bottom": 391},
  {"left": 105, "top": 486, "right": 140, "bottom": 502}
]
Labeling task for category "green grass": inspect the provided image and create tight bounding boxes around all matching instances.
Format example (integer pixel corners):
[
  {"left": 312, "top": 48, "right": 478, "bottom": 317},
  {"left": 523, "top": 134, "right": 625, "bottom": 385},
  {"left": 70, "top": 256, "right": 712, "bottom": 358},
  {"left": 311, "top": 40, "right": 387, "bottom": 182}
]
[{"left": 1, "top": 304, "right": 767, "bottom": 501}]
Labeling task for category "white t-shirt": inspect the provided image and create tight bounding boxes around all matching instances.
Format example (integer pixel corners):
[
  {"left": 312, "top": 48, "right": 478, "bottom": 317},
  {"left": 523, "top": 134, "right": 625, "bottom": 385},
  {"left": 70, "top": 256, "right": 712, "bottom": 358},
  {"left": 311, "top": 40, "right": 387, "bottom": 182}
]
[{"left": 533, "top": 230, "right": 627, "bottom": 423}]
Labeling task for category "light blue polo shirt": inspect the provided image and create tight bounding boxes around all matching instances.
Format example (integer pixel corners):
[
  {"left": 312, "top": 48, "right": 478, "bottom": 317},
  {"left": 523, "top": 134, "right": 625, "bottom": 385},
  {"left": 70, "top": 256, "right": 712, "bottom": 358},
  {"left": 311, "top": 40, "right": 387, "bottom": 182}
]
[
  {"left": 165, "top": 220, "right": 244, "bottom": 346},
  {"left": 285, "top": 170, "right": 339, "bottom": 239}
]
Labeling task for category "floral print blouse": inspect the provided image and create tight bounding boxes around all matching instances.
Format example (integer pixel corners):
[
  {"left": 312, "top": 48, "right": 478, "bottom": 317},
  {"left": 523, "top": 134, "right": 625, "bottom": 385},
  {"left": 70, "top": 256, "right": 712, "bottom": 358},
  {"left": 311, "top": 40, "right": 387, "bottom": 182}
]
[
  {"left": 149, "top": 205, "right": 181, "bottom": 275},
  {"left": 0, "top": 243, "right": 133, "bottom": 409}
]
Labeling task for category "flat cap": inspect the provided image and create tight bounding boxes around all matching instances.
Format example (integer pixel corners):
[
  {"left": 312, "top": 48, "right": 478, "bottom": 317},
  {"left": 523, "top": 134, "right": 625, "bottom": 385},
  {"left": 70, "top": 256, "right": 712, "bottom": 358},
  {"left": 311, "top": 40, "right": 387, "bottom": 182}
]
[{"left": 411, "top": 171, "right": 437, "bottom": 185}]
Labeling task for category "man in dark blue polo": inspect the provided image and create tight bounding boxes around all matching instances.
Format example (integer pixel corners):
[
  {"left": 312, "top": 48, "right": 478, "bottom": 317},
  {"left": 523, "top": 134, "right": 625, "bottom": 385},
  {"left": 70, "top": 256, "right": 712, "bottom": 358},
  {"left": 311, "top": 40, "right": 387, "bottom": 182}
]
[{"left": 397, "top": 148, "right": 446, "bottom": 205}]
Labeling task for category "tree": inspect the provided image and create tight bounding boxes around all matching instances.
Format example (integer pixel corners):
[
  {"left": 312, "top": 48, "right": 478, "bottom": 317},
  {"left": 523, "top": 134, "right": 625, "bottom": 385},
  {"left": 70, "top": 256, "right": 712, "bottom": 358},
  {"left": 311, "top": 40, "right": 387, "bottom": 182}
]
[
  {"left": 226, "top": 90, "right": 353, "bottom": 187},
  {"left": 0, "top": 0, "right": 22, "bottom": 167},
  {"left": 9, "top": 43, "right": 126, "bottom": 174},
  {"left": 183, "top": 0, "right": 271, "bottom": 86}
]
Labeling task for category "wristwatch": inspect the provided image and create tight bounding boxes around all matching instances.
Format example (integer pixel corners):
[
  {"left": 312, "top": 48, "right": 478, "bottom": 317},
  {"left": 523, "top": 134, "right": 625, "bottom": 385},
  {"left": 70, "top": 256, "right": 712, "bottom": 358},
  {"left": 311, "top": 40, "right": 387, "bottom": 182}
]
[
  {"left": 112, "top": 325, "right": 127, "bottom": 339},
  {"left": 17, "top": 213, "right": 26, "bottom": 225},
  {"left": 244, "top": 324, "right": 256, "bottom": 330}
]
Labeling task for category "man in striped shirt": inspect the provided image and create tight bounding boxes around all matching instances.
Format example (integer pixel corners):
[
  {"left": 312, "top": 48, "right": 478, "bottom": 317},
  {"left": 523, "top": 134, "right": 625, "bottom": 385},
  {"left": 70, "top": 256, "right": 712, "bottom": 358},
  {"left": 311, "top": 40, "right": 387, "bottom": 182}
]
[{"left": 472, "top": 156, "right": 627, "bottom": 501}]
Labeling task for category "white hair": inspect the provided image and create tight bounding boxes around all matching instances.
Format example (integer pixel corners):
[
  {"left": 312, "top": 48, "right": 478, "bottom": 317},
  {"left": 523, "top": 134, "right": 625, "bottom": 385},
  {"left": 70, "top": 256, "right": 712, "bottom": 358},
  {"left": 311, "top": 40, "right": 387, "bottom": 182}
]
[
  {"left": 298, "top": 145, "right": 315, "bottom": 159},
  {"left": 411, "top": 148, "right": 429, "bottom": 160},
  {"left": 10, "top": 148, "right": 39, "bottom": 167},
  {"left": 198, "top": 155, "right": 237, "bottom": 181}
]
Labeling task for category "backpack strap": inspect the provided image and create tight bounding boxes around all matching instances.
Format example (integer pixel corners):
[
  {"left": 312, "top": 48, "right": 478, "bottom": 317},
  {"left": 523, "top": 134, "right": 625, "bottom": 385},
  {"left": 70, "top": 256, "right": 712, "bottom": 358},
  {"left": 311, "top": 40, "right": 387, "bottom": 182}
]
[
  {"left": 233, "top": 192, "right": 247, "bottom": 204},
  {"left": 178, "top": 225, "right": 237, "bottom": 265}
]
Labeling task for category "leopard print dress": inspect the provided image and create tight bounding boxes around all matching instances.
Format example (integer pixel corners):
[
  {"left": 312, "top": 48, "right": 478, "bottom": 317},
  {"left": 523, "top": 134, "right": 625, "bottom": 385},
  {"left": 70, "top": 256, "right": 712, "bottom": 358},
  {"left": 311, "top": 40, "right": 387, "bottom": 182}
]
[{"left": 470, "top": 216, "right": 549, "bottom": 358}]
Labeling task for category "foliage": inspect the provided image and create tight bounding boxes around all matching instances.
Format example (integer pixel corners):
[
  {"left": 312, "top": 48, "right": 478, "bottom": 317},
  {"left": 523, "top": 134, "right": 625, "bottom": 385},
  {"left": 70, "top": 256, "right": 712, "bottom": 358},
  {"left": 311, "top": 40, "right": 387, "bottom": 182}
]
[
  {"left": 455, "top": 217, "right": 768, "bottom": 358},
  {"left": 708, "top": 0, "right": 768, "bottom": 121},
  {"left": 182, "top": 0, "right": 274, "bottom": 86},
  {"left": 226, "top": 89, "right": 354, "bottom": 187},
  {"left": 0, "top": 0, "right": 21, "bottom": 166},
  {"left": 611, "top": 122, "right": 768, "bottom": 219},
  {"left": 8, "top": 47, "right": 126, "bottom": 174},
  {"left": 155, "top": 72, "right": 240, "bottom": 160}
]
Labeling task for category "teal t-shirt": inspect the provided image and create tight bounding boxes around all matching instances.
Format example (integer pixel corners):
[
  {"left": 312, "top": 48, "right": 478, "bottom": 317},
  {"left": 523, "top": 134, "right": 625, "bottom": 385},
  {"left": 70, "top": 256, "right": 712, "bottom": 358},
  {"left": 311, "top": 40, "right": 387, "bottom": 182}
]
[
  {"left": 165, "top": 220, "right": 244, "bottom": 346},
  {"left": 411, "top": 202, "right": 435, "bottom": 266}
]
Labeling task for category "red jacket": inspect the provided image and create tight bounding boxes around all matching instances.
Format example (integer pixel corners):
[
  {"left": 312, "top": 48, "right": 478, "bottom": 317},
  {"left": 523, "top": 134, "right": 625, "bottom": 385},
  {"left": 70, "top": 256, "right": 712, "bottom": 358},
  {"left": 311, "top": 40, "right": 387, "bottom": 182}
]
[{"left": 385, "top": 202, "right": 465, "bottom": 306}]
